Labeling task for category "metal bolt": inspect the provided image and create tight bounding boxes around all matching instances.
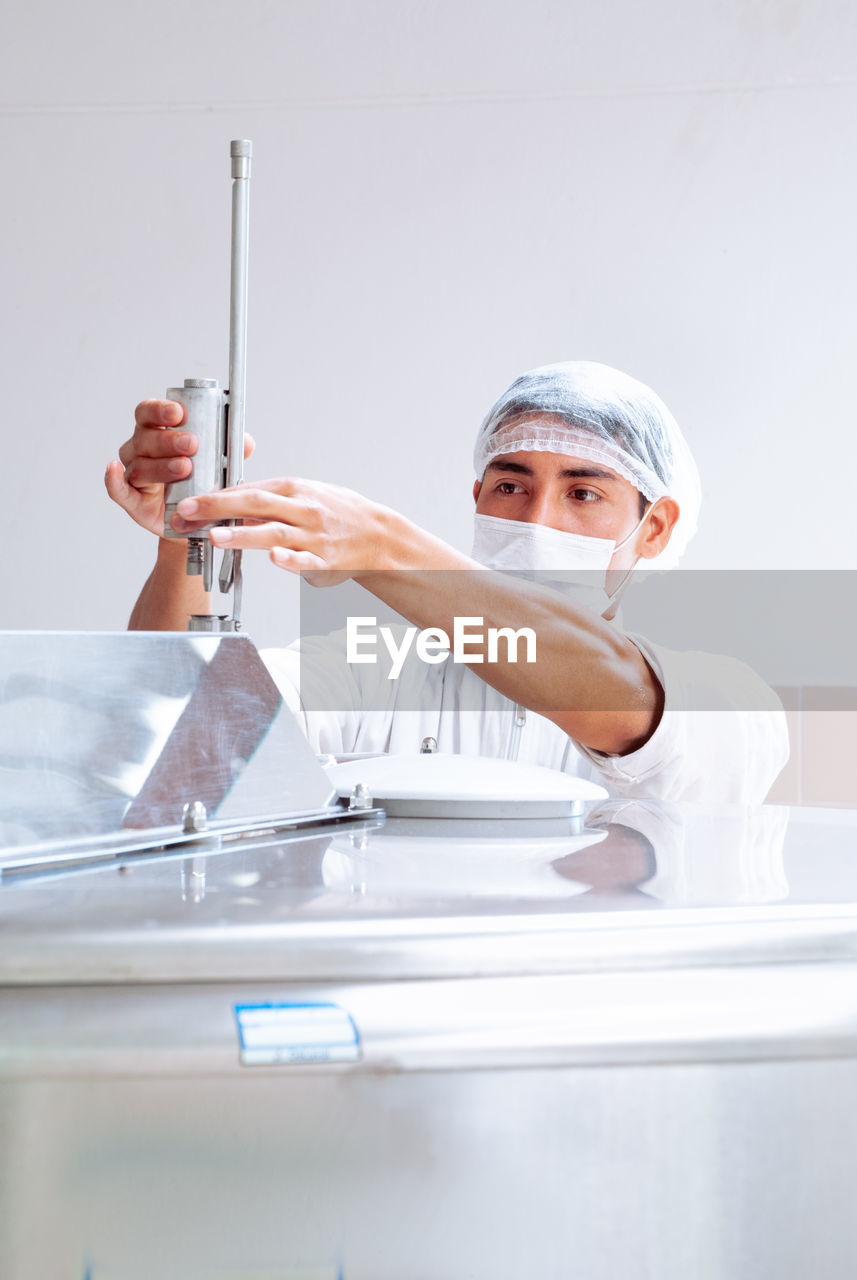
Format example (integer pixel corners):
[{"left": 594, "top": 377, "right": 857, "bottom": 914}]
[
  {"left": 182, "top": 800, "right": 208, "bottom": 833},
  {"left": 420, "top": 737, "right": 438, "bottom": 753},
  {"left": 348, "top": 783, "right": 372, "bottom": 811}
]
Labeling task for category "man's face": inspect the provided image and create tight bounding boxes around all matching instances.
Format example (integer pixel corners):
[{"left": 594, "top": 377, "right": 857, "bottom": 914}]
[{"left": 473, "top": 449, "right": 647, "bottom": 569}]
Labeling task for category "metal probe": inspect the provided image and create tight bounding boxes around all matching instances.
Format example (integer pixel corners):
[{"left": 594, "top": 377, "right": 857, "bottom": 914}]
[{"left": 162, "top": 140, "right": 253, "bottom": 632}]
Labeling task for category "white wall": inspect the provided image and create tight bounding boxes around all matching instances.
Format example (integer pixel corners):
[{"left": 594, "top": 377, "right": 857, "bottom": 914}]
[{"left": 2, "top": 0, "right": 856, "bottom": 647}]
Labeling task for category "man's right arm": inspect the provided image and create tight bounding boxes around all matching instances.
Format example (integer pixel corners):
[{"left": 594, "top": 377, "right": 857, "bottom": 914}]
[{"left": 126, "top": 536, "right": 212, "bottom": 630}]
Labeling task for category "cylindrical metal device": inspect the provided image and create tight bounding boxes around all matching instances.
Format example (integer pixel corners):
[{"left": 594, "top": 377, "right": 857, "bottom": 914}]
[
  {"left": 187, "top": 614, "right": 237, "bottom": 632},
  {"left": 163, "top": 379, "right": 226, "bottom": 537}
]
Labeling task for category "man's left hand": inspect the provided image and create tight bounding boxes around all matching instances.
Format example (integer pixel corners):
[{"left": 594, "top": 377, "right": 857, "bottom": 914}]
[{"left": 171, "top": 476, "right": 398, "bottom": 585}]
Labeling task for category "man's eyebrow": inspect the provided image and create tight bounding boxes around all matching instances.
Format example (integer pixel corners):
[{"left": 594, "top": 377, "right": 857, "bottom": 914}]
[{"left": 485, "top": 460, "right": 618, "bottom": 481}]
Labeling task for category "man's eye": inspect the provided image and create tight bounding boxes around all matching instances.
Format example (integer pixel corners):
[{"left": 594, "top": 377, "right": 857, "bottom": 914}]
[
  {"left": 496, "top": 481, "right": 523, "bottom": 494},
  {"left": 570, "top": 488, "right": 600, "bottom": 503}
]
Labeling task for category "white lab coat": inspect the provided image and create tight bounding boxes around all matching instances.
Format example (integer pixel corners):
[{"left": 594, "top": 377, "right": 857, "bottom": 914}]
[{"left": 262, "top": 630, "right": 789, "bottom": 806}]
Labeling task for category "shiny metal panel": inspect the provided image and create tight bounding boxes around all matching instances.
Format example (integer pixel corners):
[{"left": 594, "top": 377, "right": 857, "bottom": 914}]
[
  {"left": 0, "top": 631, "right": 337, "bottom": 862},
  {"left": 2, "top": 1024, "right": 857, "bottom": 1278}
]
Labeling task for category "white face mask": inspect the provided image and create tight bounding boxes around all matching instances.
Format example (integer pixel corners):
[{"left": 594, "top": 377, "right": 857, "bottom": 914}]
[{"left": 471, "top": 513, "right": 644, "bottom": 618}]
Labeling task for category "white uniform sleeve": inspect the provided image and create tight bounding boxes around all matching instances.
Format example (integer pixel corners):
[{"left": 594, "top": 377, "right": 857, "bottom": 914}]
[
  {"left": 572, "top": 635, "right": 790, "bottom": 805},
  {"left": 260, "top": 638, "right": 364, "bottom": 756},
  {"left": 260, "top": 633, "right": 405, "bottom": 756}
]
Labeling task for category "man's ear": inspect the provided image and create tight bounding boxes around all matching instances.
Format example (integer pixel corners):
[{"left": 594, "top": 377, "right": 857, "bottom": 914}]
[
  {"left": 638, "top": 497, "right": 680, "bottom": 559},
  {"left": 472, "top": 479, "right": 482, "bottom": 505}
]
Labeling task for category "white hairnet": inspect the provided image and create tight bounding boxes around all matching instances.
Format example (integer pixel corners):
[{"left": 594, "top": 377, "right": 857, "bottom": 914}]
[{"left": 473, "top": 361, "right": 701, "bottom": 568}]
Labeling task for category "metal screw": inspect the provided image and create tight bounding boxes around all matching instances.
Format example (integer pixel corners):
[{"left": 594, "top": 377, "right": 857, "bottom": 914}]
[
  {"left": 420, "top": 737, "right": 438, "bottom": 753},
  {"left": 186, "top": 539, "right": 205, "bottom": 575}
]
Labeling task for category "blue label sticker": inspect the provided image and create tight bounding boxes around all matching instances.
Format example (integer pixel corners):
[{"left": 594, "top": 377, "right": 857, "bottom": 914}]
[{"left": 234, "top": 1002, "right": 361, "bottom": 1066}]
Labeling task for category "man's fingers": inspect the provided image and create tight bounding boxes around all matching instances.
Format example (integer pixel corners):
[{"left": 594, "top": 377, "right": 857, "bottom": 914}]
[
  {"left": 119, "top": 427, "right": 197, "bottom": 467},
  {"left": 173, "top": 483, "right": 305, "bottom": 525},
  {"left": 106, "top": 459, "right": 167, "bottom": 537},
  {"left": 134, "top": 399, "right": 186, "bottom": 428},
  {"left": 209, "top": 520, "right": 311, "bottom": 552},
  {"left": 208, "top": 517, "right": 300, "bottom": 548},
  {"left": 125, "top": 456, "right": 193, "bottom": 487},
  {"left": 269, "top": 547, "right": 329, "bottom": 575},
  {"left": 104, "top": 459, "right": 128, "bottom": 504},
  {"left": 204, "top": 525, "right": 331, "bottom": 577},
  {"left": 244, "top": 433, "right": 256, "bottom": 460},
  {"left": 105, "top": 459, "right": 145, "bottom": 516}
]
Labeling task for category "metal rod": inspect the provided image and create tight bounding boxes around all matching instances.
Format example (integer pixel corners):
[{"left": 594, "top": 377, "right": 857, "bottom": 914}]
[
  {"left": 226, "top": 139, "right": 252, "bottom": 630},
  {"left": 227, "top": 140, "right": 251, "bottom": 491}
]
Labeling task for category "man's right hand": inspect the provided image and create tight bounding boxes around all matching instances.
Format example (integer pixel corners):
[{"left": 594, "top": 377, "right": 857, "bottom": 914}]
[
  {"left": 105, "top": 400, "right": 195, "bottom": 537},
  {"left": 105, "top": 399, "right": 255, "bottom": 537}
]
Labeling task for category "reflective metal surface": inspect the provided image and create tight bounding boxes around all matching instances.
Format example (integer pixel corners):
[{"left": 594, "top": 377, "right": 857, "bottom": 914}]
[
  {"left": 0, "top": 631, "right": 341, "bottom": 865},
  {"left": 2, "top": 804, "right": 857, "bottom": 1279},
  {"left": 2, "top": 802, "right": 857, "bottom": 984}
]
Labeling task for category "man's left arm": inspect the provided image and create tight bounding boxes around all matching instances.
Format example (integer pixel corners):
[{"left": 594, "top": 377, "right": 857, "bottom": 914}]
[{"left": 169, "top": 476, "right": 663, "bottom": 755}]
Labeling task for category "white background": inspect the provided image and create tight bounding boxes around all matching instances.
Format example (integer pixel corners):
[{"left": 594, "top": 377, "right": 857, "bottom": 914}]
[{"left": 2, "top": 0, "right": 856, "bottom": 647}]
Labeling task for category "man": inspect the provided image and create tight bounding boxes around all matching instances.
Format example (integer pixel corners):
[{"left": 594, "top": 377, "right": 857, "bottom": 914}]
[{"left": 106, "top": 361, "right": 788, "bottom": 803}]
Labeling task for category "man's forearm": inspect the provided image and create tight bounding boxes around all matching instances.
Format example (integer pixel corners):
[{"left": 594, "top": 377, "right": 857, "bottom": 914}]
[
  {"left": 128, "top": 537, "right": 212, "bottom": 630},
  {"left": 354, "top": 511, "right": 661, "bottom": 755}
]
